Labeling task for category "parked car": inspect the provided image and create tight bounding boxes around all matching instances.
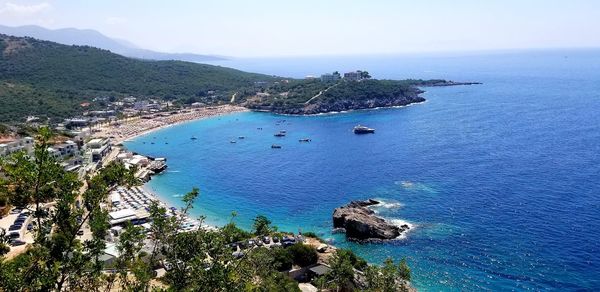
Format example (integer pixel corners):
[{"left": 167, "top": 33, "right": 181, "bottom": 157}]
[
  {"left": 10, "top": 239, "right": 26, "bottom": 246},
  {"left": 272, "top": 236, "right": 280, "bottom": 243},
  {"left": 237, "top": 241, "right": 248, "bottom": 249},
  {"left": 255, "top": 239, "right": 263, "bottom": 247},
  {"left": 9, "top": 224, "right": 21, "bottom": 231},
  {"left": 27, "top": 223, "right": 34, "bottom": 231},
  {"left": 262, "top": 236, "right": 271, "bottom": 244},
  {"left": 77, "top": 229, "right": 84, "bottom": 236}
]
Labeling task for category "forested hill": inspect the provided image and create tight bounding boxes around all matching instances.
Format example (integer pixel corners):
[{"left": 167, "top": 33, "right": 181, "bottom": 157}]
[
  {"left": 243, "top": 78, "right": 478, "bottom": 115},
  {"left": 0, "top": 34, "right": 274, "bottom": 122}
]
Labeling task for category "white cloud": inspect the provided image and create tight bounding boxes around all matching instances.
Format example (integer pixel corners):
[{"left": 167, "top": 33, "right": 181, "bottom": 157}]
[
  {"left": 106, "top": 16, "right": 127, "bottom": 25},
  {"left": 0, "top": 2, "right": 51, "bottom": 15}
]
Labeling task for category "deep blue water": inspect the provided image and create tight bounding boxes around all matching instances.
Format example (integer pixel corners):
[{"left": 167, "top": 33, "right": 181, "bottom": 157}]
[{"left": 125, "top": 50, "right": 600, "bottom": 291}]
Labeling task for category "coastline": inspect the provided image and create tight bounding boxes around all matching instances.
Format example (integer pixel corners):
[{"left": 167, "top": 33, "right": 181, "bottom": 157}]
[
  {"left": 250, "top": 99, "right": 429, "bottom": 117},
  {"left": 93, "top": 105, "right": 248, "bottom": 144}
]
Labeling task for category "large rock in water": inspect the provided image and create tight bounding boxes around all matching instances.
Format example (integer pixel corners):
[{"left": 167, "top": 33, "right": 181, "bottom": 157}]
[{"left": 333, "top": 199, "right": 409, "bottom": 241}]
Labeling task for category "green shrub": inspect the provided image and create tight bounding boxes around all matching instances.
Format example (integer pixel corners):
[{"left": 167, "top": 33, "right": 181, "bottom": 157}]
[
  {"left": 270, "top": 247, "right": 293, "bottom": 271},
  {"left": 287, "top": 243, "right": 318, "bottom": 267}
]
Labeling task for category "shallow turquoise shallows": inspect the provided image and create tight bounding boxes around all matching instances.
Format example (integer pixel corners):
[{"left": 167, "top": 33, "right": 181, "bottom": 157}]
[{"left": 125, "top": 50, "right": 600, "bottom": 290}]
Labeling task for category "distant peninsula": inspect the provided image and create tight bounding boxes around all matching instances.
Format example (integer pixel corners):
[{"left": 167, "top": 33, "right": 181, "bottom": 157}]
[{"left": 242, "top": 74, "right": 480, "bottom": 115}]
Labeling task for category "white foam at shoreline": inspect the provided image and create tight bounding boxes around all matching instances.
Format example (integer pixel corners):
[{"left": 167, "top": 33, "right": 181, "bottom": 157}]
[
  {"left": 388, "top": 218, "right": 416, "bottom": 240},
  {"left": 373, "top": 199, "right": 404, "bottom": 209}
]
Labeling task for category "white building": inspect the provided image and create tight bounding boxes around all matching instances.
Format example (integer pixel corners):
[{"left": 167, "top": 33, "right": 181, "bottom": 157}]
[
  {"left": 86, "top": 138, "right": 111, "bottom": 162},
  {"left": 321, "top": 72, "right": 341, "bottom": 83},
  {"left": 0, "top": 137, "right": 34, "bottom": 157},
  {"left": 343, "top": 71, "right": 362, "bottom": 81}
]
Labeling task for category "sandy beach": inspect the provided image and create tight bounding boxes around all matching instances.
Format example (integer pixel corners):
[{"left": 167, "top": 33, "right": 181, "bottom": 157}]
[{"left": 93, "top": 105, "right": 248, "bottom": 144}]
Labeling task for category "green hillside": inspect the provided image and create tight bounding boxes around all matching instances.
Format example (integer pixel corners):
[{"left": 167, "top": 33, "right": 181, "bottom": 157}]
[
  {"left": 0, "top": 34, "right": 274, "bottom": 122},
  {"left": 243, "top": 78, "right": 457, "bottom": 115}
]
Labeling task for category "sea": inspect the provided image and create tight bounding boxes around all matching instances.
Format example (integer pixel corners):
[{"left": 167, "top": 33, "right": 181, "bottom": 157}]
[{"left": 124, "top": 49, "right": 600, "bottom": 291}]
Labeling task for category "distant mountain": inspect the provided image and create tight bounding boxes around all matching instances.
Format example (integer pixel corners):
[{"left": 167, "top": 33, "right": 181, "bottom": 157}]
[
  {"left": 0, "top": 34, "right": 273, "bottom": 122},
  {"left": 0, "top": 25, "right": 226, "bottom": 62}
]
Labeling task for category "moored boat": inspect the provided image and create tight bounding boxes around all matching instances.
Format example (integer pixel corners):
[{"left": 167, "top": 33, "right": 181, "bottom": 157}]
[
  {"left": 299, "top": 138, "right": 311, "bottom": 142},
  {"left": 271, "top": 144, "right": 282, "bottom": 149},
  {"left": 353, "top": 125, "right": 375, "bottom": 134}
]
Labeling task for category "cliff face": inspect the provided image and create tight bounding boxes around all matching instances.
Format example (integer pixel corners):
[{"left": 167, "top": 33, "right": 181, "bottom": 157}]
[{"left": 333, "top": 199, "right": 410, "bottom": 242}]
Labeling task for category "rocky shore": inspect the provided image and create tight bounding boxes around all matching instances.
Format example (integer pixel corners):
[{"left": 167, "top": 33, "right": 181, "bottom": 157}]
[{"left": 333, "top": 199, "right": 410, "bottom": 242}]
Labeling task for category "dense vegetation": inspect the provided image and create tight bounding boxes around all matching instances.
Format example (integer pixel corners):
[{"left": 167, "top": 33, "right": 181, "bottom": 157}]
[
  {"left": 0, "top": 128, "right": 413, "bottom": 291},
  {"left": 244, "top": 78, "right": 452, "bottom": 114},
  {"left": 0, "top": 34, "right": 275, "bottom": 122}
]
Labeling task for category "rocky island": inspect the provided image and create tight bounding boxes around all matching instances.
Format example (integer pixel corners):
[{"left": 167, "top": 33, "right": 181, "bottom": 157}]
[{"left": 333, "top": 199, "right": 410, "bottom": 242}]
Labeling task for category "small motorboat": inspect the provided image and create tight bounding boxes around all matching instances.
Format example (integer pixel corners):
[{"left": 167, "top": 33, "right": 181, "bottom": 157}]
[
  {"left": 271, "top": 144, "right": 282, "bottom": 149},
  {"left": 299, "top": 138, "right": 311, "bottom": 142},
  {"left": 353, "top": 125, "right": 375, "bottom": 134},
  {"left": 191, "top": 136, "right": 198, "bottom": 140},
  {"left": 230, "top": 140, "right": 237, "bottom": 144},
  {"left": 238, "top": 136, "right": 245, "bottom": 139},
  {"left": 274, "top": 132, "right": 286, "bottom": 137}
]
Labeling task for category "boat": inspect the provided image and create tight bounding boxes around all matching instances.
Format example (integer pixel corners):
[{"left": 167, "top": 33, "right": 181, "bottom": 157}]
[
  {"left": 238, "top": 136, "right": 245, "bottom": 139},
  {"left": 191, "top": 136, "right": 198, "bottom": 140},
  {"left": 299, "top": 138, "right": 311, "bottom": 142},
  {"left": 274, "top": 132, "right": 286, "bottom": 137},
  {"left": 230, "top": 140, "right": 237, "bottom": 144},
  {"left": 271, "top": 144, "right": 282, "bottom": 149},
  {"left": 353, "top": 125, "right": 375, "bottom": 134}
]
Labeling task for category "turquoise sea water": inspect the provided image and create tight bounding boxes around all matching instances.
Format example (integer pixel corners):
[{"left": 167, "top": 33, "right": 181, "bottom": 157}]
[{"left": 125, "top": 50, "right": 600, "bottom": 290}]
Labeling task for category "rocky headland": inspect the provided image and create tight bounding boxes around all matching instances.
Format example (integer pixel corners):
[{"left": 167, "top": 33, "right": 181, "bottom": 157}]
[
  {"left": 333, "top": 199, "right": 410, "bottom": 242},
  {"left": 246, "top": 79, "right": 481, "bottom": 115}
]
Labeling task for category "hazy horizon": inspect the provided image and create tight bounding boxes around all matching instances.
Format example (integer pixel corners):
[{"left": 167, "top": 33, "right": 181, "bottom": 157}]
[{"left": 1, "top": 0, "right": 600, "bottom": 57}]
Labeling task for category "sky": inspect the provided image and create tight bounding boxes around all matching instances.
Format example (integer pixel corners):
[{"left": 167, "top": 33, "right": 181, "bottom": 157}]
[{"left": 0, "top": 0, "right": 599, "bottom": 57}]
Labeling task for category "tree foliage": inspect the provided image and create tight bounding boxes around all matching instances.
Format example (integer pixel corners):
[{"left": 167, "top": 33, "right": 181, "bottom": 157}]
[
  {"left": 252, "top": 215, "right": 273, "bottom": 236},
  {"left": 363, "top": 258, "right": 412, "bottom": 292}
]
